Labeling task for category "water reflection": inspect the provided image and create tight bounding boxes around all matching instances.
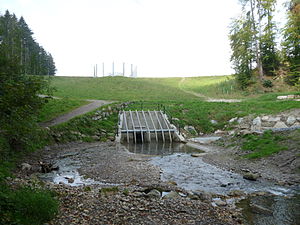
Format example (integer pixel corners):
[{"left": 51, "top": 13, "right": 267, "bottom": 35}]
[{"left": 123, "top": 142, "right": 204, "bottom": 156}]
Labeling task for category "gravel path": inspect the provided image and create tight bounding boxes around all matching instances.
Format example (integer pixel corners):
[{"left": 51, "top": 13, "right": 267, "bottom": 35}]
[{"left": 40, "top": 100, "right": 114, "bottom": 127}]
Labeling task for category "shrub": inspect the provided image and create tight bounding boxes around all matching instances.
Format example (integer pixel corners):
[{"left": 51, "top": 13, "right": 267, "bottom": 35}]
[
  {"left": 0, "top": 186, "right": 58, "bottom": 225},
  {"left": 262, "top": 79, "right": 273, "bottom": 88}
]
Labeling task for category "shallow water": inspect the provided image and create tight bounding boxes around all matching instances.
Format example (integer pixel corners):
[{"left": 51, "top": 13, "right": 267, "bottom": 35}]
[
  {"left": 151, "top": 152, "right": 293, "bottom": 195},
  {"left": 38, "top": 151, "right": 118, "bottom": 186},
  {"left": 125, "top": 141, "right": 300, "bottom": 225},
  {"left": 124, "top": 142, "right": 204, "bottom": 156}
]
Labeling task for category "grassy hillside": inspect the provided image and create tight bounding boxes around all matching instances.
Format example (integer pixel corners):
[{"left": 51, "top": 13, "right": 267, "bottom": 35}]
[
  {"left": 51, "top": 76, "right": 199, "bottom": 101},
  {"left": 179, "top": 76, "right": 242, "bottom": 99}
]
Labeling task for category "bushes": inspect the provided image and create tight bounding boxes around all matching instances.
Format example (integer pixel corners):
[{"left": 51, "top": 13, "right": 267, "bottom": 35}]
[
  {"left": 0, "top": 185, "right": 58, "bottom": 225},
  {"left": 262, "top": 79, "right": 273, "bottom": 88}
]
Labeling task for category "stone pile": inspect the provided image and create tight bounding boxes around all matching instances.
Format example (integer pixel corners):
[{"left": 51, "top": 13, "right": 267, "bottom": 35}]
[
  {"left": 230, "top": 109, "right": 300, "bottom": 134},
  {"left": 277, "top": 95, "right": 300, "bottom": 101}
]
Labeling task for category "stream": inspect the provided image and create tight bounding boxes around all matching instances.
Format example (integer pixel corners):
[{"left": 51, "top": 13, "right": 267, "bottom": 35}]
[
  {"left": 126, "top": 141, "right": 300, "bottom": 225},
  {"left": 38, "top": 141, "right": 299, "bottom": 225}
]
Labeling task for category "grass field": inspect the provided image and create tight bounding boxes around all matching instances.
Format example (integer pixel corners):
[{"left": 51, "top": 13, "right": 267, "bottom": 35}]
[
  {"left": 41, "top": 76, "right": 300, "bottom": 134},
  {"left": 179, "top": 76, "right": 243, "bottom": 99},
  {"left": 50, "top": 76, "right": 199, "bottom": 101}
]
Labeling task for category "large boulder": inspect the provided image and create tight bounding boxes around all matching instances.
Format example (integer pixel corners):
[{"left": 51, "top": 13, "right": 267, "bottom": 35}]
[
  {"left": 243, "top": 172, "right": 259, "bottom": 181},
  {"left": 273, "top": 121, "right": 288, "bottom": 129},
  {"left": 286, "top": 116, "right": 296, "bottom": 126}
]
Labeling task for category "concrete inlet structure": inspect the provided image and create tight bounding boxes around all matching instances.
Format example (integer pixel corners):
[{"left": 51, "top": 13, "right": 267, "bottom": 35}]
[{"left": 116, "top": 110, "right": 184, "bottom": 143}]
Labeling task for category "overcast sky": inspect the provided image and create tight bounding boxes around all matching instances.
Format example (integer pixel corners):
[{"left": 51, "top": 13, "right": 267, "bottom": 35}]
[{"left": 0, "top": 0, "right": 286, "bottom": 77}]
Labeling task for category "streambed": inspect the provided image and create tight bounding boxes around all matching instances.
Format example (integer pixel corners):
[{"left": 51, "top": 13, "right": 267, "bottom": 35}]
[{"left": 37, "top": 141, "right": 299, "bottom": 225}]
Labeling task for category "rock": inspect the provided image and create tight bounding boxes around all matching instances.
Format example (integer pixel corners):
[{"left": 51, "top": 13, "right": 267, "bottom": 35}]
[
  {"left": 188, "top": 194, "right": 200, "bottom": 200},
  {"left": 277, "top": 96, "right": 288, "bottom": 100},
  {"left": 21, "top": 163, "right": 32, "bottom": 171},
  {"left": 39, "top": 161, "right": 59, "bottom": 173},
  {"left": 237, "top": 118, "right": 244, "bottom": 124},
  {"left": 252, "top": 117, "right": 261, "bottom": 126},
  {"left": 297, "top": 117, "right": 300, "bottom": 122},
  {"left": 286, "top": 116, "right": 296, "bottom": 125},
  {"left": 190, "top": 136, "right": 221, "bottom": 144},
  {"left": 162, "top": 191, "right": 180, "bottom": 200},
  {"left": 184, "top": 126, "right": 198, "bottom": 135},
  {"left": 261, "top": 116, "right": 269, "bottom": 121},
  {"left": 273, "top": 121, "right": 288, "bottom": 129},
  {"left": 228, "top": 190, "right": 246, "bottom": 197},
  {"left": 166, "top": 180, "right": 177, "bottom": 186},
  {"left": 210, "top": 120, "right": 218, "bottom": 125},
  {"left": 229, "top": 130, "right": 235, "bottom": 136},
  {"left": 251, "top": 191, "right": 272, "bottom": 196},
  {"left": 250, "top": 203, "right": 273, "bottom": 215},
  {"left": 251, "top": 117, "right": 262, "bottom": 131},
  {"left": 229, "top": 117, "right": 238, "bottom": 123},
  {"left": 67, "top": 178, "right": 74, "bottom": 184},
  {"left": 243, "top": 172, "right": 259, "bottom": 181},
  {"left": 191, "top": 153, "right": 202, "bottom": 157},
  {"left": 172, "top": 118, "right": 180, "bottom": 121},
  {"left": 214, "top": 199, "right": 227, "bottom": 207},
  {"left": 268, "top": 117, "right": 281, "bottom": 122},
  {"left": 291, "top": 122, "right": 300, "bottom": 128},
  {"left": 146, "top": 189, "right": 161, "bottom": 199},
  {"left": 131, "top": 191, "right": 144, "bottom": 198},
  {"left": 240, "top": 130, "right": 252, "bottom": 135},
  {"left": 214, "top": 130, "right": 228, "bottom": 135},
  {"left": 193, "top": 191, "right": 212, "bottom": 202}
]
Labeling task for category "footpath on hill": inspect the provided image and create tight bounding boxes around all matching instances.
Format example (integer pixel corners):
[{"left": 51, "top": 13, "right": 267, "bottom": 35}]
[
  {"left": 40, "top": 99, "right": 113, "bottom": 127},
  {"left": 178, "top": 77, "right": 242, "bottom": 103}
]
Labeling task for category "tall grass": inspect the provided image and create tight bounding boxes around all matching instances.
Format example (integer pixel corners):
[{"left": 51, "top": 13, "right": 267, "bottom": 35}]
[{"left": 180, "top": 76, "right": 245, "bottom": 99}]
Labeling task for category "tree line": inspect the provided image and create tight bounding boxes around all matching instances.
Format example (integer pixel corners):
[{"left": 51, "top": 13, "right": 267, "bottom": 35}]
[
  {"left": 0, "top": 10, "right": 54, "bottom": 155},
  {"left": 229, "top": 0, "right": 300, "bottom": 89},
  {"left": 0, "top": 10, "right": 56, "bottom": 76}
]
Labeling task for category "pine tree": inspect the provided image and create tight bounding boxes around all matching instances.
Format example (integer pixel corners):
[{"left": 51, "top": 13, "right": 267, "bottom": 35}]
[
  {"left": 0, "top": 10, "right": 56, "bottom": 76},
  {"left": 282, "top": 0, "right": 300, "bottom": 86}
]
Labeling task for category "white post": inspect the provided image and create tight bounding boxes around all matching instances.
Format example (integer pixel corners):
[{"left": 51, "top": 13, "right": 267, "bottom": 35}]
[
  {"left": 123, "top": 62, "right": 125, "bottom": 76},
  {"left": 102, "top": 62, "right": 105, "bottom": 76}
]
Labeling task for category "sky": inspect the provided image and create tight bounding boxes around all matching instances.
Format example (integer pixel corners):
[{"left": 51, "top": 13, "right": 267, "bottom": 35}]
[{"left": 0, "top": 0, "right": 287, "bottom": 77}]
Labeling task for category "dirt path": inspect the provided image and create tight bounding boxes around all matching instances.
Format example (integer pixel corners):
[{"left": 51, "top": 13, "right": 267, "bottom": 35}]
[
  {"left": 40, "top": 100, "right": 114, "bottom": 127},
  {"left": 178, "top": 77, "right": 242, "bottom": 103}
]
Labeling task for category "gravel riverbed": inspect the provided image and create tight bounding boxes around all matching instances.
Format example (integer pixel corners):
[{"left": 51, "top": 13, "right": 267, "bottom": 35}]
[{"left": 16, "top": 142, "right": 242, "bottom": 225}]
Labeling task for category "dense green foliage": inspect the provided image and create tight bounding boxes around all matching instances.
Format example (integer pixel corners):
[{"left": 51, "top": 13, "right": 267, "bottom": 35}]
[
  {"left": 229, "top": 0, "right": 297, "bottom": 89},
  {"left": 282, "top": 0, "right": 300, "bottom": 87},
  {"left": 0, "top": 185, "right": 59, "bottom": 225},
  {"left": 0, "top": 10, "right": 56, "bottom": 75},
  {"left": 0, "top": 10, "right": 58, "bottom": 225}
]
